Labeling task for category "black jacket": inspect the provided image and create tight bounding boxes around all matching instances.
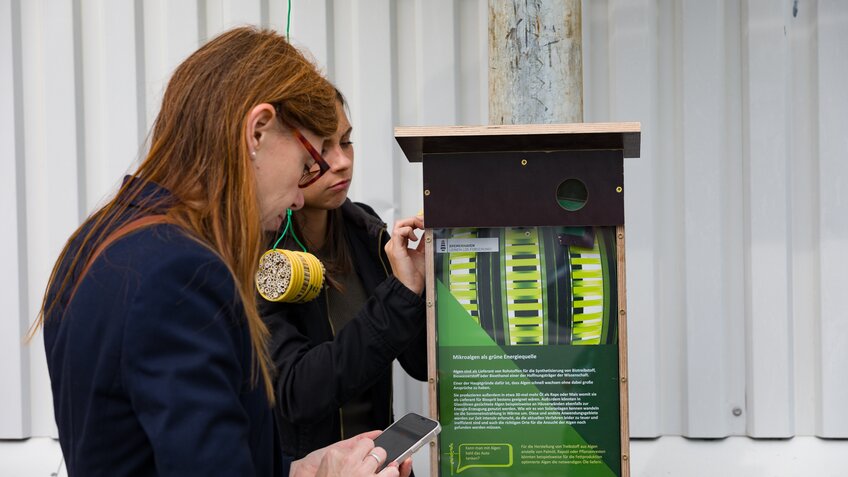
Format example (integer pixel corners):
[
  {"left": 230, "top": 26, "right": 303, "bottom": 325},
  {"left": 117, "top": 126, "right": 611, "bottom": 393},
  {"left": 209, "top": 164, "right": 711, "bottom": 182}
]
[{"left": 261, "top": 200, "right": 428, "bottom": 458}]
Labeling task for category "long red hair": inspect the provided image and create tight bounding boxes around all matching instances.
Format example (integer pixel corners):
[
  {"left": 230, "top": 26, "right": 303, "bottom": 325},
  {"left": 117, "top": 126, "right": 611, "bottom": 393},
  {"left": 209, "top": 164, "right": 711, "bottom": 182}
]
[{"left": 33, "top": 26, "right": 338, "bottom": 403}]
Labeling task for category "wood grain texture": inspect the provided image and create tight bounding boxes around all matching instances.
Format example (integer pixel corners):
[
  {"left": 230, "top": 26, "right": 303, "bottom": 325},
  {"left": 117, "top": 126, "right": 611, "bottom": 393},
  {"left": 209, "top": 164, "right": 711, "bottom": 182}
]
[
  {"left": 424, "top": 229, "right": 439, "bottom": 473},
  {"left": 489, "top": 0, "right": 583, "bottom": 124},
  {"left": 395, "top": 122, "right": 641, "bottom": 163},
  {"left": 617, "top": 225, "right": 630, "bottom": 477}
]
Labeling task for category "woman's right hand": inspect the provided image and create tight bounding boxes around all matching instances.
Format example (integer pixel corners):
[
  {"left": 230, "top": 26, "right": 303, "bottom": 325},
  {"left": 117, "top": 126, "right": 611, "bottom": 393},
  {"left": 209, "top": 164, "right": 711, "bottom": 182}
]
[
  {"left": 291, "top": 431, "right": 411, "bottom": 477},
  {"left": 384, "top": 215, "right": 426, "bottom": 294}
]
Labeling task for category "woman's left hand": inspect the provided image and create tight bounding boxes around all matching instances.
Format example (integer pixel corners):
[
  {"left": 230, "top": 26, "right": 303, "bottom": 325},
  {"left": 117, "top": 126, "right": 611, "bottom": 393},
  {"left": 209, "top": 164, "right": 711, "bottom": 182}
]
[{"left": 384, "top": 215, "right": 425, "bottom": 295}]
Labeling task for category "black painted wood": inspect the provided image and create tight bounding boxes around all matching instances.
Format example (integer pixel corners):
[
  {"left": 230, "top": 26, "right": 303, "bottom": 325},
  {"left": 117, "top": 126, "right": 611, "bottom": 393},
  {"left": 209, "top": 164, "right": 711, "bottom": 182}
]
[{"left": 422, "top": 150, "right": 624, "bottom": 227}]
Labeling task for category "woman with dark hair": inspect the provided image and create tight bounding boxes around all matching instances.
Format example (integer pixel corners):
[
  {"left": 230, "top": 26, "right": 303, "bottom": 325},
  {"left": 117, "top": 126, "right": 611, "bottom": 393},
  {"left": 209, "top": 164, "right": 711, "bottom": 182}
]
[
  {"left": 262, "top": 91, "right": 427, "bottom": 461},
  {"left": 32, "top": 26, "right": 419, "bottom": 477}
]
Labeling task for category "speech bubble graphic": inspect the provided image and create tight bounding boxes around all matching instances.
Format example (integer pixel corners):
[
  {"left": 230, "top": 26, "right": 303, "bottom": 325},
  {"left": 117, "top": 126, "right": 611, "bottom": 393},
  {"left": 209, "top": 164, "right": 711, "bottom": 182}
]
[{"left": 456, "top": 443, "right": 513, "bottom": 473}]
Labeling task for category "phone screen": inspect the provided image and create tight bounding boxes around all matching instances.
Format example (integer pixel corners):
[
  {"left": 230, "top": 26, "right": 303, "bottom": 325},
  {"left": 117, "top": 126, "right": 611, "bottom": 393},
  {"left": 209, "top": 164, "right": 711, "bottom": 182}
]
[{"left": 373, "top": 413, "right": 440, "bottom": 470}]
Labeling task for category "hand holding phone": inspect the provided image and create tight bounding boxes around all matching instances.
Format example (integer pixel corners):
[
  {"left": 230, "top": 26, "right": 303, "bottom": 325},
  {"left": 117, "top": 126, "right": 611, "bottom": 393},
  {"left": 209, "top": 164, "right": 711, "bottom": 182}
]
[{"left": 372, "top": 413, "right": 441, "bottom": 471}]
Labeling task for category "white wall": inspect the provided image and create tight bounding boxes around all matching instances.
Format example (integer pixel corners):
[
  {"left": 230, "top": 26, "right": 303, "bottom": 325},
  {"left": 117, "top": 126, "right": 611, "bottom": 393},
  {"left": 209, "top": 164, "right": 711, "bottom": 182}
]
[
  {"left": 1, "top": 0, "right": 847, "bottom": 474},
  {"left": 586, "top": 0, "right": 848, "bottom": 439}
]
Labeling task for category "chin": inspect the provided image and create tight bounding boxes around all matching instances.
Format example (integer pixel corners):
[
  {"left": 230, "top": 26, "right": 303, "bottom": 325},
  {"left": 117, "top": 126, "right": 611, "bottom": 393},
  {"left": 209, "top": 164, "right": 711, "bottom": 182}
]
[
  {"left": 328, "top": 196, "right": 347, "bottom": 210},
  {"left": 305, "top": 195, "right": 346, "bottom": 211},
  {"left": 313, "top": 197, "right": 344, "bottom": 211},
  {"left": 261, "top": 215, "right": 282, "bottom": 233}
]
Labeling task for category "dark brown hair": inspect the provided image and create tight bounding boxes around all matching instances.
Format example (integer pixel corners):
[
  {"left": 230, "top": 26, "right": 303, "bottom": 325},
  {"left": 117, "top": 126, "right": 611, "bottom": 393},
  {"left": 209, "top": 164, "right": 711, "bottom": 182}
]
[{"left": 291, "top": 89, "right": 354, "bottom": 288}]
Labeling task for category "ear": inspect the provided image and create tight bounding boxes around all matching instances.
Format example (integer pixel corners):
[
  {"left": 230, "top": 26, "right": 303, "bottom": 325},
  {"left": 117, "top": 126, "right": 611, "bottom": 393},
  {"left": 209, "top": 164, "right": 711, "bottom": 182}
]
[{"left": 245, "top": 103, "right": 277, "bottom": 155}]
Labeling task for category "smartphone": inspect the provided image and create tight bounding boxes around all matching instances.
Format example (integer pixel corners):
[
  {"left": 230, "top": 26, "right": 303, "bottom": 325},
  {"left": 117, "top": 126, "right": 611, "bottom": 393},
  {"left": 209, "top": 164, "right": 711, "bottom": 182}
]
[{"left": 372, "top": 412, "right": 441, "bottom": 471}]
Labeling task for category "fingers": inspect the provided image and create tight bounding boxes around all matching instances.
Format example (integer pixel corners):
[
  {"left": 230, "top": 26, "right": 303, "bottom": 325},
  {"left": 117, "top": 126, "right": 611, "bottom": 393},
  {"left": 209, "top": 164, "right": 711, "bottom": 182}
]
[
  {"left": 393, "top": 216, "right": 424, "bottom": 235},
  {"left": 352, "top": 438, "right": 392, "bottom": 475},
  {"left": 315, "top": 437, "right": 399, "bottom": 477},
  {"left": 393, "top": 224, "right": 420, "bottom": 244},
  {"left": 414, "top": 234, "right": 426, "bottom": 252},
  {"left": 403, "top": 214, "right": 425, "bottom": 229},
  {"left": 363, "top": 446, "right": 387, "bottom": 471},
  {"left": 331, "top": 431, "right": 376, "bottom": 453},
  {"left": 351, "top": 437, "right": 375, "bottom": 457},
  {"left": 385, "top": 215, "right": 427, "bottom": 294},
  {"left": 378, "top": 457, "right": 409, "bottom": 477},
  {"left": 377, "top": 464, "right": 401, "bottom": 477},
  {"left": 397, "top": 458, "right": 413, "bottom": 477},
  {"left": 355, "top": 430, "right": 383, "bottom": 441},
  {"left": 387, "top": 216, "right": 425, "bottom": 251}
]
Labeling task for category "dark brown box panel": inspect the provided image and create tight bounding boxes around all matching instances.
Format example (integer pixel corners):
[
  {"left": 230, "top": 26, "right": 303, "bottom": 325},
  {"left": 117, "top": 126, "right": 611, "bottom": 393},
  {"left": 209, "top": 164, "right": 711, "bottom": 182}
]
[{"left": 422, "top": 149, "right": 624, "bottom": 227}]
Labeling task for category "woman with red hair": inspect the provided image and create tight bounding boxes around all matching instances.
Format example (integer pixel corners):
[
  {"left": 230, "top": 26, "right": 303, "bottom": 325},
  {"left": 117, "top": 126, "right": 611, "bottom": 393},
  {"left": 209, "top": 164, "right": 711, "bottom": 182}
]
[{"left": 33, "top": 26, "right": 420, "bottom": 477}]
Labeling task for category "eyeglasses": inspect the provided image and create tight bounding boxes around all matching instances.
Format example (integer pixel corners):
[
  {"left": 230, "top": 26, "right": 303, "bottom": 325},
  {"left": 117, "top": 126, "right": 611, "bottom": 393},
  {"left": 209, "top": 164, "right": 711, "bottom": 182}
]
[
  {"left": 288, "top": 126, "right": 329, "bottom": 188},
  {"left": 274, "top": 105, "right": 329, "bottom": 188}
]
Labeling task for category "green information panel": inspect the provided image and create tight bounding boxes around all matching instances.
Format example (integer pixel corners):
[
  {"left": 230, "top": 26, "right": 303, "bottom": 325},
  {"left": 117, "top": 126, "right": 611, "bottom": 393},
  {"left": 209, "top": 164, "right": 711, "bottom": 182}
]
[{"left": 434, "top": 226, "right": 620, "bottom": 477}]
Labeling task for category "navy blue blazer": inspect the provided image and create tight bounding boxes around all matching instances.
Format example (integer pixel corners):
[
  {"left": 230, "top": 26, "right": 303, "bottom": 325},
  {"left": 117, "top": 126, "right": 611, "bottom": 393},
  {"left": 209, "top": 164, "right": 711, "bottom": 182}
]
[{"left": 43, "top": 182, "right": 281, "bottom": 476}]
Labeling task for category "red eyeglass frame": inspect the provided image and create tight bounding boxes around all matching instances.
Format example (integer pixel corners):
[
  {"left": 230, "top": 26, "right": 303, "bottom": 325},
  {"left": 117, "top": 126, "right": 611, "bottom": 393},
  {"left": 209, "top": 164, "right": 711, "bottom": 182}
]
[
  {"left": 273, "top": 103, "right": 330, "bottom": 188},
  {"left": 288, "top": 126, "right": 329, "bottom": 188}
]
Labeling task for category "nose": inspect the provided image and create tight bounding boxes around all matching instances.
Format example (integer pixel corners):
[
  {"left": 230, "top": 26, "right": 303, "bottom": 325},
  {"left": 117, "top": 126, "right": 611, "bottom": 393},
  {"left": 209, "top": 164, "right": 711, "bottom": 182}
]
[
  {"left": 290, "top": 191, "right": 305, "bottom": 211},
  {"left": 324, "top": 145, "right": 352, "bottom": 172}
]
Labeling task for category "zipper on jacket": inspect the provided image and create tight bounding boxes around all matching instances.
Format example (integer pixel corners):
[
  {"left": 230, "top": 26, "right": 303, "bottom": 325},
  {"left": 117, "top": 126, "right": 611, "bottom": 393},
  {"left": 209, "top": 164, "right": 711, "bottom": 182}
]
[
  {"left": 377, "top": 227, "right": 389, "bottom": 277},
  {"left": 324, "top": 292, "right": 345, "bottom": 441},
  {"left": 335, "top": 226, "right": 388, "bottom": 442},
  {"left": 325, "top": 291, "right": 336, "bottom": 337},
  {"left": 388, "top": 371, "right": 394, "bottom": 425},
  {"left": 378, "top": 226, "right": 395, "bottom": 431},
  {"left": 339, "top": 408, "right": 346, "bottom": 441}
]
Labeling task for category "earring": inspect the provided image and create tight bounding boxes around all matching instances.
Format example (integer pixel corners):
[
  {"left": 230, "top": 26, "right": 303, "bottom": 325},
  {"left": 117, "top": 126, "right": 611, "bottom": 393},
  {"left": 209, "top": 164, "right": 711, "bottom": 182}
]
[{"left": 251, "top": 150, "right": 257, "bottom": 158}]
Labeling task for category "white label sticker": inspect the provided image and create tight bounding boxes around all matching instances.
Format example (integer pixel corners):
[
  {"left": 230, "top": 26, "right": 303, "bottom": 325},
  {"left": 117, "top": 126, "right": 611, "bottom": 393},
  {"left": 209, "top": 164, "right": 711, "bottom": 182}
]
[{"left": 435, "top": 238, "right": 500, "bottom": 253}]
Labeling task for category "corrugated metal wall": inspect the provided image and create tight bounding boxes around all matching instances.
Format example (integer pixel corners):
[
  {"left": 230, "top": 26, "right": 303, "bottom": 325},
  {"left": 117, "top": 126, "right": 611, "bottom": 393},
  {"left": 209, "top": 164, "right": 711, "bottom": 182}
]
[{"left": 1, "top": 0, "right": 846, "bottom": 445}]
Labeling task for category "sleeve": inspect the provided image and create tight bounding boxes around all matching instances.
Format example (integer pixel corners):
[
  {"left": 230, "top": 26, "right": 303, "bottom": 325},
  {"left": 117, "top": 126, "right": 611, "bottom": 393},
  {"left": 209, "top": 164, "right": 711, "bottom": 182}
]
[
  {"left": 377, "top": 222, "right": 428, "bottom": 382},
  {"left": 121, "top": 251, "right": 258, "bottom": 476},
  {"left": 396, "top": 319, "right": 428, "bottom": 382},
  {"left": 266, "top": 277, "right": 425, "bottom": 424}
]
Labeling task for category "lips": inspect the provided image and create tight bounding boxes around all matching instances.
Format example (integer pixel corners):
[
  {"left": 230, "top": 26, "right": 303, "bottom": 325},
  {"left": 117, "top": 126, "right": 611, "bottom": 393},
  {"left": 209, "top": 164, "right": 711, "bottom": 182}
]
[{"left": 329, "top": 179, "right": 350, "bottom": 191}]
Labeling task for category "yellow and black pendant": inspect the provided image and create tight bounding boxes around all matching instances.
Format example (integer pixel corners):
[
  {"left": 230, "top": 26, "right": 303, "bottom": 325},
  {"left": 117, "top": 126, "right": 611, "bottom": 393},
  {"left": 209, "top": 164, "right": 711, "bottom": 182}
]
[
  {"left": 256, "top": 248, "right": 325, "bottom": 303},
  {"left": 256, "top": 209, "right": 325, "bottom": 303}
]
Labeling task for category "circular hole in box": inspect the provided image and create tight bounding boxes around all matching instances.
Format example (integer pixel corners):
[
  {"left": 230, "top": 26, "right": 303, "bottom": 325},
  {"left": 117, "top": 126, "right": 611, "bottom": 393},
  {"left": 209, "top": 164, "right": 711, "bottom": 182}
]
[{"left": 556, "top": 179, "right": 588, "bottom": 211}]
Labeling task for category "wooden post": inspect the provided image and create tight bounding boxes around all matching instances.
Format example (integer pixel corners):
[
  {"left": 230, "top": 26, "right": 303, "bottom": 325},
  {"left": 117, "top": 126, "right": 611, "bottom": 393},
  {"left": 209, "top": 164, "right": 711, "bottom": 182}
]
[
  {"left": 488, "top": 3, "right": 631, "bottom": 477},
  {"left": 489, "top": 0, "right": 583, "bottom": 125}
]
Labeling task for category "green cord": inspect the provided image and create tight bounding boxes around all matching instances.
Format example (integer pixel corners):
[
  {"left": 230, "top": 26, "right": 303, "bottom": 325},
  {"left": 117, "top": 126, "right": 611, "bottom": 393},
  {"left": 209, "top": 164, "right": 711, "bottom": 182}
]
[
  {"left": 272, "top": 209, "right": 308, "bottom": 252},
  {"left": 291, "top": 229, "right": 307, "bottom": 252},
  {"left": 286, "top": 0, "right": 292, "bottom": 40}
]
